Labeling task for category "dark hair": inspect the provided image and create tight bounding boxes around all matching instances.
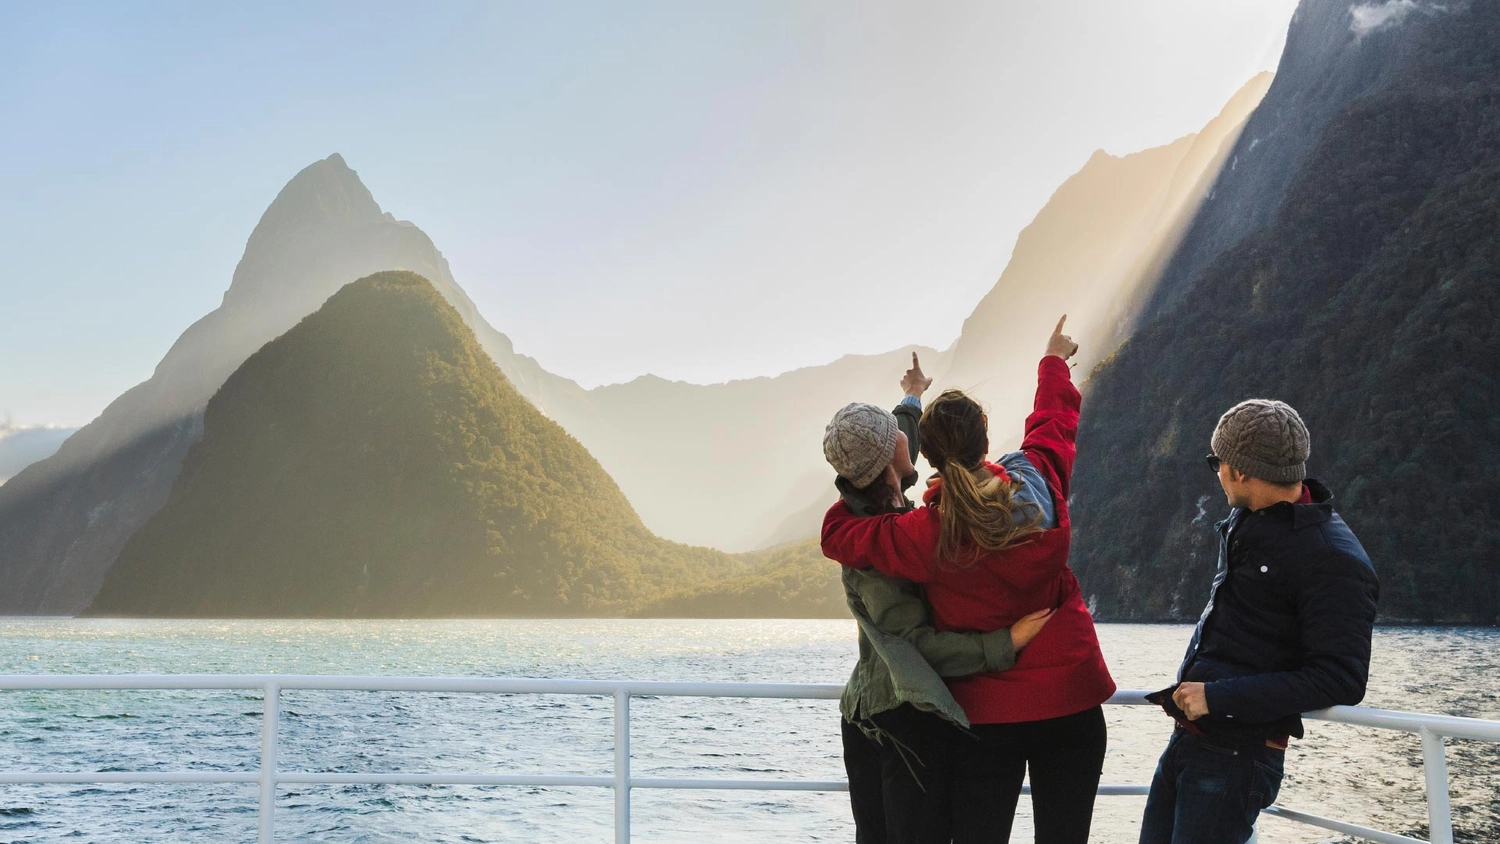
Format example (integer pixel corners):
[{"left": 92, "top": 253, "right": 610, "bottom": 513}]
[
  {"left": 918, "top": 390, "right": 1045, "bottom": 567},
  {"left": 852, "top": 470, "right": 905, "bottom": 515}
]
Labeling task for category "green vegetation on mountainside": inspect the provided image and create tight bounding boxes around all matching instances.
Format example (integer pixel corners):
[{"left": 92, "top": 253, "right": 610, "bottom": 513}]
[
  {"left": 1071, "top": 7, "right": 1500, "bottom": 624},
  {"left": 635, "top": 539, "right": 845, "bottom": 618},
  {"left": 87, "top": 271, "right": 770, "bottom": 617}
]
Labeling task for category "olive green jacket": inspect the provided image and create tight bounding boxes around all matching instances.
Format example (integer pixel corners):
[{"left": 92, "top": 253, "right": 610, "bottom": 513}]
[{"left": 837, "top": 400, "right": 1015, "bottom": 730}]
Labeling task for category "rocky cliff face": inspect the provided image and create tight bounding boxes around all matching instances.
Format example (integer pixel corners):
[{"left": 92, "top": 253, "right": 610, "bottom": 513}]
[
  {"left": 1072, "top": 0, "right": 1500, "bottom": 623},
  {"left": 1140, "top": 0, "right": 1429, "bottom": 319}
]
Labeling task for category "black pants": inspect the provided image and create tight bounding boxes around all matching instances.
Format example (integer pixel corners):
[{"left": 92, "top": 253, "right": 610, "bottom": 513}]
[
  {"left": 950, "top": 705, "right": 1107, "bottom": 844},
  {"left": 843, "top": 704, "right": 959, "bottom": 844}
]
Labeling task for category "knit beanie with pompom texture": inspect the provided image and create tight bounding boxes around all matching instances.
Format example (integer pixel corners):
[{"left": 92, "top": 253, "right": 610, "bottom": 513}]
[
  {"left": 823, "top": 403, "right": 899, "bottom": 490},
  {"left": 1211, "top": 399, "right": 1310, "bottom": 484}
]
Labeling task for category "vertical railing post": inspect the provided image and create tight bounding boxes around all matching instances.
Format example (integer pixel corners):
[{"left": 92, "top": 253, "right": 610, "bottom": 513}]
[
  {"left": 614, "top": 689, "right": 631, "bottom": 844},
  {"left": 1420, "top": 727, "right": 1454, "bottom": 844},
  {"left": 260, "top": 682, "right": 281, "bottom": 844}
]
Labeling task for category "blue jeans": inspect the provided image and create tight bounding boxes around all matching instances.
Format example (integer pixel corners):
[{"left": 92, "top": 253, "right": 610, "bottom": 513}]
[{"left": 1138, "top": 728, "right": 1285, "bottom": 844}]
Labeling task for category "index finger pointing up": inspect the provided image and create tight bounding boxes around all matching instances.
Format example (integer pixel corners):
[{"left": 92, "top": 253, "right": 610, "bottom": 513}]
[{"left": 1054, "top": 314, "right": 1068, "bottom": 336}]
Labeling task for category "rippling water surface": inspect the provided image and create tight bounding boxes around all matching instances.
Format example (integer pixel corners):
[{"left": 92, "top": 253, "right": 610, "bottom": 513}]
[{"left": 0, "top": 620, "right": 1495, "bottom": 843}]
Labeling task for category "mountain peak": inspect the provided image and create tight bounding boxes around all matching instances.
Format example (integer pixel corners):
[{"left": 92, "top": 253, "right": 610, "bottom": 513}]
[
  {"left": 221, "top": 155, "right": 386, "bottom": 308},
  {"left": 264, "top": 153, "right": 380, "bottom": 225}
]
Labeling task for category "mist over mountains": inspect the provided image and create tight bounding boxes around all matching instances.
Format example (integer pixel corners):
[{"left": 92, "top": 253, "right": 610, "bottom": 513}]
[{"left": 0, "top": 424, "right": 74, "bottom": 485}]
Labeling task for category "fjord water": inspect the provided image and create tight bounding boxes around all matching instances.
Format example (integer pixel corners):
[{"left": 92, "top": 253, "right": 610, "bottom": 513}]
[{"left": 1, "top": 621, "right": 1495, "bottom": 843}]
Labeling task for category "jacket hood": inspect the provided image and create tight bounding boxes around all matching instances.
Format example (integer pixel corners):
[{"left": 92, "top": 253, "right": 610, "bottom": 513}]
[{"left": 921, "top": 460, "right": 1013, "bottom": 506}]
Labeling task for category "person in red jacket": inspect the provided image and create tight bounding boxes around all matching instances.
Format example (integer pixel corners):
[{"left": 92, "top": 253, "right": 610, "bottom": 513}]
[{"left": 821, "top": 316, "right": 1116, "bottom": 844}]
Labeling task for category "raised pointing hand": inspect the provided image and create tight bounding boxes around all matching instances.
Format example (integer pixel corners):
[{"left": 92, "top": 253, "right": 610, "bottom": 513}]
[
  {"left": 1045, "top": 315, "right": 1079, "bottom": 362},
  {"left": 901, "top": 352, "right": 933, "bottom": 399}
]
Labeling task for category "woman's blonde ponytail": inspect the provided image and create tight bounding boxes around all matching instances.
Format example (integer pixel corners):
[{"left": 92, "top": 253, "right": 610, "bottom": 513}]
[{"left": 921, "top": 391, "right": 1047, "bottom": 568}]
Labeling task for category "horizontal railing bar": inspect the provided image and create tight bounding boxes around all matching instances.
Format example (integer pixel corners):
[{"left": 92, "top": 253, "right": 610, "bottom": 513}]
[
  {"left": 0, "top": 678, "right": 1150, "bottom": 708},
  {"left": 0, "top": 675, "right": 843, "bottom": 699},
  {"left": 0, "top": 772, "right": 259, "bottom": 784},
  {"left": 1093, "top": 785, "right": 1152, "bottom": 797},
  {"left": 1260, "top": 805, "right": 1426, "bottom": 844},
  {"left": 276, "top": 773, "right": 614, "bottom": 787},
  {"left": 0, "top": 771, "right": 1153, "bottom": 795},
  {"left": 0, "top": 677, "right": 1144, "bottom": 705},
  {"left": 1308, "top": 704, "right": 1500, "bottom": 742},
  {"left": 5, "top": 675, "right": 1497, "bottom": 738},
  {"left": 633, "top": 778, "right": 847, "bottom": 791}
]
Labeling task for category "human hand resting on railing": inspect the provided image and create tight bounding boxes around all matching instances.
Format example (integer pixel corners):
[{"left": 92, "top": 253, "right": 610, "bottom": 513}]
[
  {"left": 1010, "top": 607, "right": 1056, "bottom": 651},
  {"left": 1045, "top": 315, "right": 1079, "bottom": 362}
]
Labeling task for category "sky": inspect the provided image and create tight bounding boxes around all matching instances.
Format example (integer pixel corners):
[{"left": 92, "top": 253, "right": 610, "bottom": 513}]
[{"left": 1, "top": 0, "right": 1299, "bottom": 429}]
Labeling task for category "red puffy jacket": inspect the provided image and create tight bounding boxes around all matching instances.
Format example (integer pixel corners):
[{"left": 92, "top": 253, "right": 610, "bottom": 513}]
[{"left": 821, "top": 356, "right": 1115, "bottom": 724}]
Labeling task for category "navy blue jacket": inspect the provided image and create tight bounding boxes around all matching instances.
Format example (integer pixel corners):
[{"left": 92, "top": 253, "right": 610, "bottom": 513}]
[{"left": 1178, "top": 479, "right": 1379, "bottom": 740}]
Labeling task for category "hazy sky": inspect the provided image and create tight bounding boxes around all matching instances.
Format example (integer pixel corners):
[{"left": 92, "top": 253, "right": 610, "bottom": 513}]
[{"left": 2, "top": 0, "right": 1298, "bottom": 428}]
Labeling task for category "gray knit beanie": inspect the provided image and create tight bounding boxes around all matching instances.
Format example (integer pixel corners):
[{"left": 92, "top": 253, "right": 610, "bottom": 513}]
[
  {"left": 1211, "top": 399, "right": 1310, "bottom": 484},
  {"left": 824, "top": 403, "right": 900, "bottom": 489}
]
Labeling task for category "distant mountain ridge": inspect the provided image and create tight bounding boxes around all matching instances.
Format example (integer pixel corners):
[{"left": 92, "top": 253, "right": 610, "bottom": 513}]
[
  {"left": 753, "top": 75, "right": 1271, "bottom": 549},
  {"left": 939, "top": 73, "right": 1271, "bottom": 403},
  {"left": 0, "top": 425, "right": 75, "bottom": 484},
  {"left": 87, "top": 272, "right": 746, "bottom": 617}
]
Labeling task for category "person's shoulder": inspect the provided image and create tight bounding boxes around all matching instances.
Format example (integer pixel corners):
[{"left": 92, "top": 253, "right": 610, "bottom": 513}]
[
  {"left": 902, "top": 502, "right": 942, "bottom": 526},
  {"left": 1291, "top": 511, "right": 1372, "bottom": 571},
  {"left": 1006, "top": 451, "right": 1052, "bottom": 481},
  {"left": 1287, "top": 542, "right": 1378, "bottom": 599},
  {"left": 892, "top": 502, "right": 943, "bottom": 544},
  {"left": 847, "top": 567, "right": 914, "bottom": 591},
  {"left": 997, "top": 450, "right": 1030, "bottom": 470}
]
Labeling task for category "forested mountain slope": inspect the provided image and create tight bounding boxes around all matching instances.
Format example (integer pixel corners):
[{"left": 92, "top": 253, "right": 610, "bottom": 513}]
[
  {"left": 1072, "top": 0, "right": 1500, "bottom": 623},
  {"left": 88, "top": 273, "right": 742, "bottom": 617}
]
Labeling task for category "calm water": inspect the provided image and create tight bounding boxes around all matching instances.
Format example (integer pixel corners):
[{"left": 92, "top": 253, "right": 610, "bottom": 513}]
[{"left": 0, "top": 620, "right": 1496, "bottom": 843}]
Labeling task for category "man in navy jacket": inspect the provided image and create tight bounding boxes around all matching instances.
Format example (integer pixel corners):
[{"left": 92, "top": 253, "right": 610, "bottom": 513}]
[{"left": 1140, "top": 399, "right": 1380, "bottom": 844}]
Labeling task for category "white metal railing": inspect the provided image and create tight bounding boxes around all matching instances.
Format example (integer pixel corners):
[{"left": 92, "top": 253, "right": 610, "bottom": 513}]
[{"left": 1, "top": 676, "right": 1497, "bottom": 844}]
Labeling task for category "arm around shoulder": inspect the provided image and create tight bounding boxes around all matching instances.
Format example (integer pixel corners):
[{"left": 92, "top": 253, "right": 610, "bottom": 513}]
[
  {"left": 821, "top": 501, "right": 937, "bottom": 583},
  {"left": 854, "top": 571, "right": 1010, "bottom": 677}
]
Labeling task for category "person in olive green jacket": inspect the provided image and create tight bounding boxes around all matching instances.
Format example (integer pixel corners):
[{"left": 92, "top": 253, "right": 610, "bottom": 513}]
[{"left": 825, "top": 353, "right": 1053, "bottom": 844}]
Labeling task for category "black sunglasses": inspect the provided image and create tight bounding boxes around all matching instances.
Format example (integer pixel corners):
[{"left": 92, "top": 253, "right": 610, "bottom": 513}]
[{"left": 1205, "top": 454, "right": 1221, "bottom": 473}]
